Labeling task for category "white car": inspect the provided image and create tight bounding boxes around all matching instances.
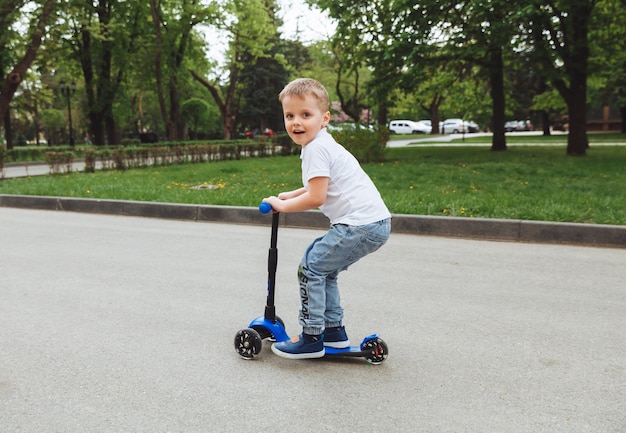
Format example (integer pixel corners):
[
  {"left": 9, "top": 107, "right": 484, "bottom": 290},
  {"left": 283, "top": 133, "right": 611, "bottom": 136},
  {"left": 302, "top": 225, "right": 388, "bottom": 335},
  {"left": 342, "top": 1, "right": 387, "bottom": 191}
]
[
  {"left": 389, "top": 120, "right": 431, "bottom": 134},
  {"left": 441, "top": 118, "right": 467, "bottom": 134}
]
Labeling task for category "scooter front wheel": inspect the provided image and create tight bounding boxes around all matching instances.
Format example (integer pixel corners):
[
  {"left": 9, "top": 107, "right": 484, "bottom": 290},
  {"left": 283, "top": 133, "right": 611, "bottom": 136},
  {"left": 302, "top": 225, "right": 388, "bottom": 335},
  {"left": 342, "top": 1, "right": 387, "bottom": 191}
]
[
  {"left": 361, "top": 337, "right": 389, "bottom": 364},
  {"left": 234, "top": 328, "right": 263, "bottom": 359}
]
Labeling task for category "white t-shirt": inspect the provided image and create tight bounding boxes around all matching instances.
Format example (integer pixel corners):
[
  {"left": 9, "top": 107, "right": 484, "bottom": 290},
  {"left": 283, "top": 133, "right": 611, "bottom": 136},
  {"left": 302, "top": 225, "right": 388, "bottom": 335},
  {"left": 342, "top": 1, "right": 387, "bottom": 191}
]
[{"left": 301, "top": 128, "right": 391, "bottom": 225}]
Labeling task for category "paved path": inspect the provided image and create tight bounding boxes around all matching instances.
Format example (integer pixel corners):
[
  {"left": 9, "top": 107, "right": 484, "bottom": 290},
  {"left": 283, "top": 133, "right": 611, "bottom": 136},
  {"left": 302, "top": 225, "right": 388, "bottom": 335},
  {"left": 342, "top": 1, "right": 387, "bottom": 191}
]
[
  {"left": 386, "top": 130, "right": 626, "bottom": 147},
  {"left": 1, "top": 208, "right": 624, "bottom": 432},
  {"left": 2, "top": 160, "right": 90, "bottom": 179}
]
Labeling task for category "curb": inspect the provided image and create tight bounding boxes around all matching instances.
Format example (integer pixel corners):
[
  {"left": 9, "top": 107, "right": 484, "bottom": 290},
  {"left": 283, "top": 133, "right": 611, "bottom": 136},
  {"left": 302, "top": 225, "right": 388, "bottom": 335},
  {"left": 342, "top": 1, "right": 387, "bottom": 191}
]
[{"left": 1, "top": 194, "right": 624, "bottom": 249}]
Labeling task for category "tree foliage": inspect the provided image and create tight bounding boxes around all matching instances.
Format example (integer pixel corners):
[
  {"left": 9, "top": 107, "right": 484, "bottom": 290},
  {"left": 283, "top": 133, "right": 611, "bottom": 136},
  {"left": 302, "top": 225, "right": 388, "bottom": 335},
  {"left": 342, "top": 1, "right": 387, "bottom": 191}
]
[
  {"left": 0, "top": 0, "right": 623, "bottom": 157},
  {"left": 189, "top": 0, "right": 280, "bottom": 139},
  {"left": 311, "top": 0, "right": 618, "bottom": 156}
]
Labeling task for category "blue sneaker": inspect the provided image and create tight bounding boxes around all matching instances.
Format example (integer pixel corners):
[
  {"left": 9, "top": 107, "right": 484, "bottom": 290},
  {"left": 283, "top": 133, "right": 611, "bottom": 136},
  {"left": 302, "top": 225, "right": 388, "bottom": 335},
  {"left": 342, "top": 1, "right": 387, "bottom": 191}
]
[
  {"left": 271, "top": 333, "right": 325, "bottom": 359},
  {"left": 324, "top": 326, "right": 350, "bottom": 349}
]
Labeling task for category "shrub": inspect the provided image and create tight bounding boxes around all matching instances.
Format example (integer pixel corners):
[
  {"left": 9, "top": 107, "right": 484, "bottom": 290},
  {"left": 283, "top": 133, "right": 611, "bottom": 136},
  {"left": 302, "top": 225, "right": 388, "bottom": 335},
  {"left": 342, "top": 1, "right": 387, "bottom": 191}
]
[
  {"left": 330, "top": 127, "right": 389, "bottom": 163},
  {"left": 84, "top": 149, "right": 97, "bottom": 173},
  {"left": 45, "top": 151, "right": 74, "bottom": 175},
  {"left": 111, "top": 148, "right": 127, "bottom": 170}
]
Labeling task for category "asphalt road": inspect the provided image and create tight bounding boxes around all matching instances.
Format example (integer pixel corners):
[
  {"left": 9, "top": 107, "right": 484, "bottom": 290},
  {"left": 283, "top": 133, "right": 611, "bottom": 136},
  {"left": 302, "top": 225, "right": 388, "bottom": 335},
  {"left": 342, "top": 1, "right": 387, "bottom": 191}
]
[{"left": 1, "top": 207, "right": 624, "bottom": 433}]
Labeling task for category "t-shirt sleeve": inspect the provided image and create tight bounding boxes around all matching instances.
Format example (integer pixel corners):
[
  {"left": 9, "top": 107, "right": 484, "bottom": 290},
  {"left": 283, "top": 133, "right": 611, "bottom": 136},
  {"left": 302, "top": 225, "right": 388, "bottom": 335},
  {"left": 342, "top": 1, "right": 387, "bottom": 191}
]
[{"left": 303, "top": 143, "right": 331, "bottom": 182}]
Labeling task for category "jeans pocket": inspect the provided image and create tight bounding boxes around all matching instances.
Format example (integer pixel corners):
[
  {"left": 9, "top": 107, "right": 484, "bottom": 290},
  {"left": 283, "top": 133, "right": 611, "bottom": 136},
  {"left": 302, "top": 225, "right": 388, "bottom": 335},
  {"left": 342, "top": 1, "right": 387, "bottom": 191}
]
[{"left": 355, "top": 220, "right": 391, "bottom": 245}]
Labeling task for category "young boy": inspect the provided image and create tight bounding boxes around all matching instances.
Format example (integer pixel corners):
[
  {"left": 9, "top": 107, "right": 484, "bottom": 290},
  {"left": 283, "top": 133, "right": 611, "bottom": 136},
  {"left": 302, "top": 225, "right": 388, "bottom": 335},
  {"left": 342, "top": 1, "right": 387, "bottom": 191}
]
[{"left": 262, "top": 78, "right": 391, "bottom": 360}]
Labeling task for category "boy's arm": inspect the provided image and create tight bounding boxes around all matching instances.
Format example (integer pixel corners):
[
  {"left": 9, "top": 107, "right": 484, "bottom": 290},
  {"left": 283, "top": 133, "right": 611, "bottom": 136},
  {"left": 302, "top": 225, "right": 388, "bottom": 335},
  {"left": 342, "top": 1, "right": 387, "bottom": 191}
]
[
  {"left": 278, "top": 187, "right": 307, "bottom": 200},
  {"left": 264, "top": 177, "right": 328, "bottom": 213}
]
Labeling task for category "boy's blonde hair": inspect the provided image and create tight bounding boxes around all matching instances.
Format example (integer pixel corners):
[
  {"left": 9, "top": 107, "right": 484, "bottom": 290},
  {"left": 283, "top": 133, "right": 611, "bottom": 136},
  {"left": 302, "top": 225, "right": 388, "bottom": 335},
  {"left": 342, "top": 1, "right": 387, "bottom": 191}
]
[{"left": 278, "top": 78, "right": 329, "bottom": 112}]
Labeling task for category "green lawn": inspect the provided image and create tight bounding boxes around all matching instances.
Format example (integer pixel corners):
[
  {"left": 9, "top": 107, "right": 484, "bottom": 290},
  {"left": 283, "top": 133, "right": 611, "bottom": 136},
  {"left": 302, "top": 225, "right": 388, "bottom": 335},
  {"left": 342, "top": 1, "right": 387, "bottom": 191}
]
[{"left": 1, "top": 143, "right": 625, "bottom": 225}]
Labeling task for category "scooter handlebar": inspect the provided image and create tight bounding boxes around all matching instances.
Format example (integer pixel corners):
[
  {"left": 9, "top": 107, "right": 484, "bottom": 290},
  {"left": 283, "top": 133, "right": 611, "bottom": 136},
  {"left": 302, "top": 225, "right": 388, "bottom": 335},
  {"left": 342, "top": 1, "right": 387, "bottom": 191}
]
[{"left": 259, "top": 202, "right": 273, "bottom": 214}]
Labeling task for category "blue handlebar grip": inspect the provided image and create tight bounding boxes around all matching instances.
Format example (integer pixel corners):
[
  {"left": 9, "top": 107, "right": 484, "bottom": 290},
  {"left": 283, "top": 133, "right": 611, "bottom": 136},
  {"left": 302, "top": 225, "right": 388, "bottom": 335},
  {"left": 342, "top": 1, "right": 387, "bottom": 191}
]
[{"left": 259, "top": 202, "right": 273, "bottom": 214}]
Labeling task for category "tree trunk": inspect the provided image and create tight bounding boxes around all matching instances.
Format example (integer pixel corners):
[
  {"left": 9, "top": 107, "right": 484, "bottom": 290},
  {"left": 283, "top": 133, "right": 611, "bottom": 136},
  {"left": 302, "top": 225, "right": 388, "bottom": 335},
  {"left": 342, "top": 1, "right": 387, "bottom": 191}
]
[
  {"left": 223, "top": 68, "right": 238, "bottom": 140},
  {"left": 421, "top": 94, "right": 443, "bottom": 134},
  {"left": 564, "top": 73, "right": 589, "bottom": 156},
  {"left": 168, "top": 82, "right": 184, "bottom": 141},
  {"left": 189, "top": 66, "right": 238, "bottom": 140},
  {"left": 149, "top": 0, "right": 170, "bottom": 139},
  {"left": 489, "top": 45, "right": 507, "bottom": 151},
  {"left": 377, "top": 103, "right": 387, "bottom": 129},
  {"left": 541, "top": 111, "right": 551, "bottom": 136},
  {"left": 3, "top": 109, "right": 13, "bottom": 149},
  {"left": 553, "top": 1, "right": 593, "bottom": 156},
  {"left": 0, "top": 0, "right": 56, "bottom": 142}
]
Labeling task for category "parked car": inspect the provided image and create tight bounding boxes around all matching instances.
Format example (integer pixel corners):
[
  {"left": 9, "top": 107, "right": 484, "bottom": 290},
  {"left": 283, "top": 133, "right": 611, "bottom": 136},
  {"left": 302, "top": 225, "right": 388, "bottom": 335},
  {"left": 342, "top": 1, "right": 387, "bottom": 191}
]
[
  {"left": 504, "top": 120, "right": 533, "bottom": 132},
  {"left": 504, "top": 121, "right": 518, "bottom": 132},
  {"left": 327, "top": 122, "right": 373, "bottom": 131},
  {"left": 440, "top": 118, "right": 466, "bottom": 134},
  {"left": 416, "top": 120, "right": 433, "bottom": 133},
  {"left": 389, "top": 120, "right": 431, "bottom": 134},
  {"left": 464, "top": 120, "right": 479, "bottom": 133},
  {"left": 327, "top": 123, "right": 356, "bottom": 131}
]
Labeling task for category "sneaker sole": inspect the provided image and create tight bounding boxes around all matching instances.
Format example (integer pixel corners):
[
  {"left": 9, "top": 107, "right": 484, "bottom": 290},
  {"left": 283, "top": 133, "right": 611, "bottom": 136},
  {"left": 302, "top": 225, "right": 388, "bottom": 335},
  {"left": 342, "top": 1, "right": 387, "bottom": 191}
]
[
  {"left": 324, "top": 341, "right": 350, "bottom": 349},
  {"left": 271, "top": 344, "right": 325, "bottom": 359}
]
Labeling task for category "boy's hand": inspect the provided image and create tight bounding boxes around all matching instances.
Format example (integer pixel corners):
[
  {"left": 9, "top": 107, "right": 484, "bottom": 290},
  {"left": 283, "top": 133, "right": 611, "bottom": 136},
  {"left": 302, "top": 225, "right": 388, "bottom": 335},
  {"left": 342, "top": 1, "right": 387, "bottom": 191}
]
[{"left": 262, "top": 196, "right": 282, "bottom": 212}]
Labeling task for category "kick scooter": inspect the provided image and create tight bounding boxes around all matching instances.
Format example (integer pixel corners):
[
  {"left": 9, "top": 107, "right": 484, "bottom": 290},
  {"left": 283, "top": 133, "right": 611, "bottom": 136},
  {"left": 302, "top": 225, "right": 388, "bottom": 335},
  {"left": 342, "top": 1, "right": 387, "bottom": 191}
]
[{"left": 234, "top": 202, "right": 389, "bottom": 364}]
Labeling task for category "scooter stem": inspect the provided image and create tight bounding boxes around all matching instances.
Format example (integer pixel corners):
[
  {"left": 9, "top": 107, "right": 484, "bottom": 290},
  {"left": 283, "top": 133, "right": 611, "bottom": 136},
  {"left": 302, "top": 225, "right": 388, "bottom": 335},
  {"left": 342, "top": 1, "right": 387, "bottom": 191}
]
[{"left": 264, "top": 211, "right": 279, "bottom": 322}]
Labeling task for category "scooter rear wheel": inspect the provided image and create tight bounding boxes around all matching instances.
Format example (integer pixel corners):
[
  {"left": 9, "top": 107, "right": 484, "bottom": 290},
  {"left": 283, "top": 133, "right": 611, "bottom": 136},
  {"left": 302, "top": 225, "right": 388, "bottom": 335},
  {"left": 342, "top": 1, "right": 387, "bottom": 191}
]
[
  {"left": 361, "top": 337, "right": 389, "bottom": 364},
  {"left": 234, "top": 328, "right": 263, "bottom": 359}
]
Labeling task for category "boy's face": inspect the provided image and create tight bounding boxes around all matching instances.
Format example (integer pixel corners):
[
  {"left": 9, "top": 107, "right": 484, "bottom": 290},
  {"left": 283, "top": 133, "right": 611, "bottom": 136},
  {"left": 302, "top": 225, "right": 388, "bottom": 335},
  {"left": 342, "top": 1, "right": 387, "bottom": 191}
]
[{"left": 281, "top": 94, "right": 330, "bottom": 146}]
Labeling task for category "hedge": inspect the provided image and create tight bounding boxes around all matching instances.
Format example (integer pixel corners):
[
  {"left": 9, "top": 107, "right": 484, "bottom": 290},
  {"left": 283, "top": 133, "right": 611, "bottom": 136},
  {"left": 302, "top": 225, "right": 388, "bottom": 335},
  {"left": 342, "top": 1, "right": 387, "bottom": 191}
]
[{"left": 1, "top": 128, "right": 388, "bottom": 177}]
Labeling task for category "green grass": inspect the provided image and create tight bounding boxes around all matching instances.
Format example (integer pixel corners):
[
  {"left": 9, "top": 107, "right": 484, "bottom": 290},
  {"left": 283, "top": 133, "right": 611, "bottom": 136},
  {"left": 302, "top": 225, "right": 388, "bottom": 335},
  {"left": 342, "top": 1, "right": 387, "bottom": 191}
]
[{"left": 1, "top": 144, "right": 625, "bottom": 225}]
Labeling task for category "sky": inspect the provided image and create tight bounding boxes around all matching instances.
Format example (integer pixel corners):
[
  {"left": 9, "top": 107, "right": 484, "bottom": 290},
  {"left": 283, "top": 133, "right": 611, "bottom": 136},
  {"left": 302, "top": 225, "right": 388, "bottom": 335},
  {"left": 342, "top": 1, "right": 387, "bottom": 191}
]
[{"left": 278, "top": 0, "right": 336, "bottom": 43}]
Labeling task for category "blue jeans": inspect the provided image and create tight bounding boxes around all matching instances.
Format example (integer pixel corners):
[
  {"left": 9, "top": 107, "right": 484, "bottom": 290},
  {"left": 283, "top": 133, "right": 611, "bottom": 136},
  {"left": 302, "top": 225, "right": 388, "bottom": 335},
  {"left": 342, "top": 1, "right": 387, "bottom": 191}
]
[{"left": 297, "top": 218, "right": 391, "bottom": 335}]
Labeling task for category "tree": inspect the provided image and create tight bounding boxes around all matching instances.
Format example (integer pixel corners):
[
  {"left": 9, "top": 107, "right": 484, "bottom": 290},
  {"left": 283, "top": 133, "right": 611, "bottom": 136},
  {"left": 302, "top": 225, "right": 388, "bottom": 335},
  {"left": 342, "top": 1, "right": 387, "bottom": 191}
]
[
  {"left": 310, "top": 0, "right": 392, "bottom": 126},
  {"left": 0, "top": 0, "right": 56, "bottom": 149},
  {"left": 331, "top": 41, "right": 370, "bottom": 125},
  {"left": 312, "top": 0, "right": 518, "bottom": 150},
  {"left": 181, "top": 97, "right": 221, "bottom": 139},
  {"left": 525, "top": 0, "right": 599, "bottom": 155},
  {"left": 150, "top": 0, "right": 219, "bottom": 141},
  {"left": 237, "top": 34, "right": 293, "bottom": 133},
  {"left": 589, "top": 0, "right": 626, "bottom": 133},
  {"left": 189, "top": 0, "right": 280, "bottom": 139},
  {"left": 48, "top": 0, "right": 148, "bottom": 146},
  {"left": 41, "top": 108, "right": 66, "bottom": 145}
]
